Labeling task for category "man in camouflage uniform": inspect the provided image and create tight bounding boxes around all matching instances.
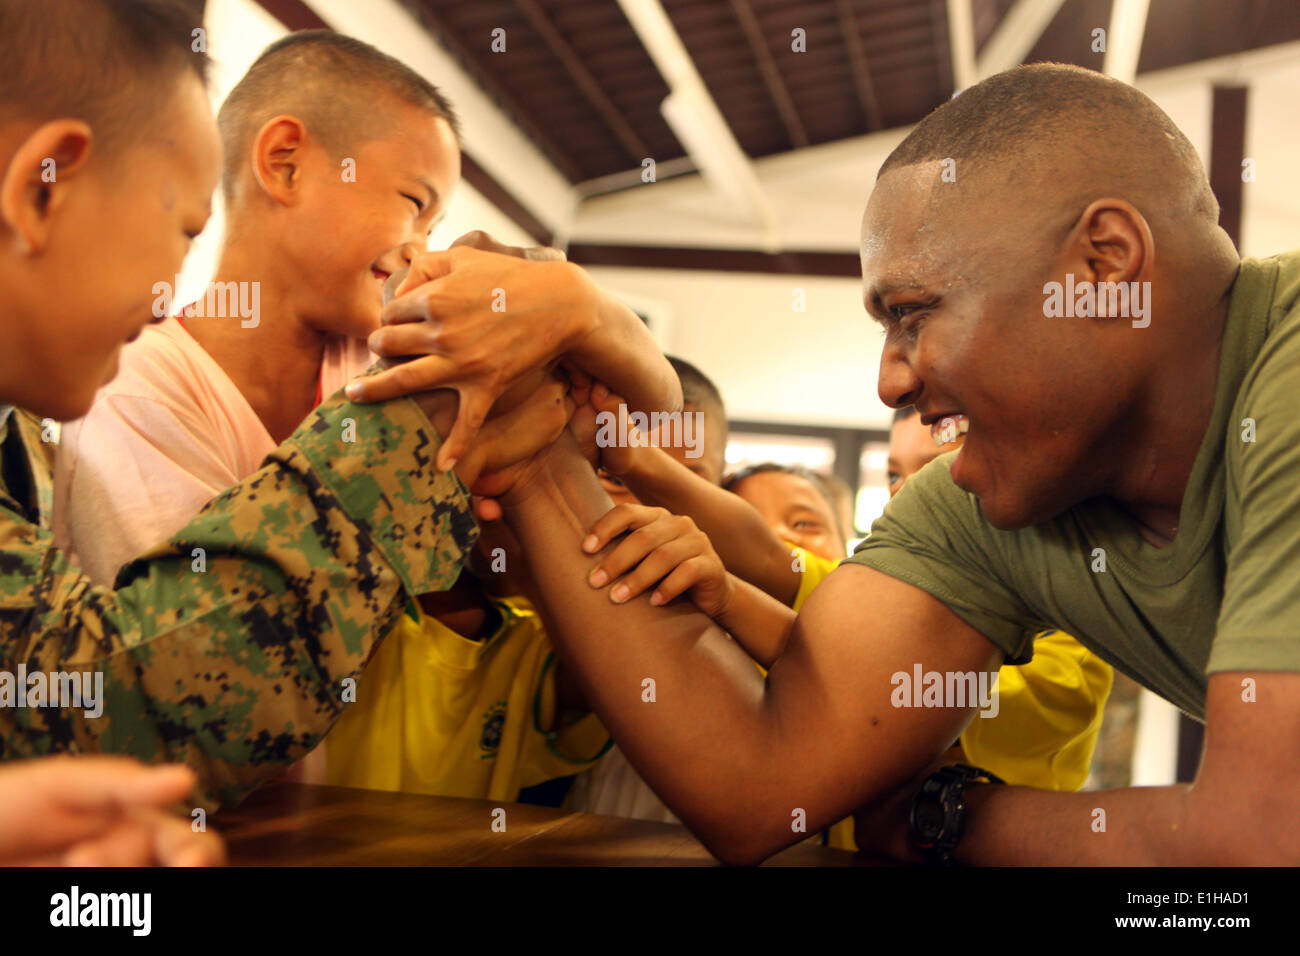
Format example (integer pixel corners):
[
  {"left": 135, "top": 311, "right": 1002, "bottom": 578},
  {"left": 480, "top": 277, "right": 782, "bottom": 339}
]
[
  {"left": 0, "top": 0, "right": 676, "bottom": 817},
  {"left": 0, "top": 377, "right": 564, "bottom": 806}
]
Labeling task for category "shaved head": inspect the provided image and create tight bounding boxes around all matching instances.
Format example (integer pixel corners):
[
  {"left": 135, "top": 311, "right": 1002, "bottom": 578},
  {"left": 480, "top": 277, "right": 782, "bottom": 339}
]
[
  {"left": 217, "top": 30, "right": 459, "bottom": 197},
  {"left": 668, "top": 355, "right": 728, "bottom": 482},
  {"left": 862, "top": 63, "right": 1240, "bottom": 532},
  {"left": 880, "top": 62, "right": 1217, "bottom": 229}
]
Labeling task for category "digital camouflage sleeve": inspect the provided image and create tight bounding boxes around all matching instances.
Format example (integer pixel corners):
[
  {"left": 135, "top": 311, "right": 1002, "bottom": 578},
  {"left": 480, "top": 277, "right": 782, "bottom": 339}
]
[{"left": 0, "top": 393, "right": 476, "bottom": 808}]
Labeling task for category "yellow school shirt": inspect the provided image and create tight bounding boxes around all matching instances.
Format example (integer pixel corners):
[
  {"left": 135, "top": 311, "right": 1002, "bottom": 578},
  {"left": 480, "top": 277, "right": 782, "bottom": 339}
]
[
  {"left": 324, "top": 594, "right": 611, "bottom": 802},
  {"left": 792, "top": 548, "right": 1113, "bottom": 850}
]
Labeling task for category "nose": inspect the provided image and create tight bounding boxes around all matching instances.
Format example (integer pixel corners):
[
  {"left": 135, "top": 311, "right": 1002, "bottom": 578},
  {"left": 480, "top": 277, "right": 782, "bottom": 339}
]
[
  {"left": 398, "top": 236, "right": 426, "bottom": 266},
  {"left": 877, "top": 337, "right": 922, "bottom": 410}
]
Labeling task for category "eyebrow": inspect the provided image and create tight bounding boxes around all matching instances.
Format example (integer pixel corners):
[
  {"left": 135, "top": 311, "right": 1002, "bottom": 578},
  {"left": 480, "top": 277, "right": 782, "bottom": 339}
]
[
  {"left": 863, "top": 280, "right": 933, "bottom": 324},
  {"left": 787, "top": 502, "right": 829, "bottom": 522}
]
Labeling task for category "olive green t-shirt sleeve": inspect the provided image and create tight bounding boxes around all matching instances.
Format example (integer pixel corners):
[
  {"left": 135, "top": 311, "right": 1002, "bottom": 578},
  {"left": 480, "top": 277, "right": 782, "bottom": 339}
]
[
  {"left": 1212, "top": 266, "right": 1300, "bottom": 674},
  {"left": 845, "top": 454, "right": 1037, "bottom": 664}
]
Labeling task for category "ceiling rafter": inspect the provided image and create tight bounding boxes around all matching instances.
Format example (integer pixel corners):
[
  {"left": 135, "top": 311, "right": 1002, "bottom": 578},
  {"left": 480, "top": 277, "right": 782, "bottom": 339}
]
[
  {"left": 976, "top": 0, "right": 1067, "bottom": 79},
  {"left": 405, "top": 0, "right": 584, "bottom": 182},
  {"left": 725, "top": 0, "right": 809, "bottom": 149},
  {"left": 511, "top": 0, "right": 651, "bottom": 162},
  {"left": 929, "top": 0, "right": 954, "bottom": 98},
  {"left": 1103, "top": 0, "right": 1151, "bottom": 84},
  {"left": 833, "top": 0, "right": 885, "bottom": 131},
  {"left": 946, "top": 0, "right": 977, "bottom": 90}
]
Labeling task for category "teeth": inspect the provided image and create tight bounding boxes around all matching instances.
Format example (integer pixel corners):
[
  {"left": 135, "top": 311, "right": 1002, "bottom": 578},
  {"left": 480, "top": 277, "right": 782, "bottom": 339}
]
[{"left": 931, "top": 414, "right": 969, "bottom": 447}]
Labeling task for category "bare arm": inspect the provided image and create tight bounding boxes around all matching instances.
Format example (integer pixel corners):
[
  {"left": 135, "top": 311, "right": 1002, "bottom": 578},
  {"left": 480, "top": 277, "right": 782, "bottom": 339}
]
[
  {"left": 501, "top": 433, "right": 1000, "bottom": 864},
  {"left": 936, "top": 671, "right": 1300, "bottom": 864},
  {"left": 613, "top": 443, "right": 803, "bottom": 605},
  {"left": 714, "top": 574, "right": 797, "bottom": 668}
]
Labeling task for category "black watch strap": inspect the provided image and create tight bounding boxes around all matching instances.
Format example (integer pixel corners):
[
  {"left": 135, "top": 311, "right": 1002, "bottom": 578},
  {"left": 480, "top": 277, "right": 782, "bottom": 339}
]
[{"left": 909, "top": 763, "right": 1004, "bottom": 866}]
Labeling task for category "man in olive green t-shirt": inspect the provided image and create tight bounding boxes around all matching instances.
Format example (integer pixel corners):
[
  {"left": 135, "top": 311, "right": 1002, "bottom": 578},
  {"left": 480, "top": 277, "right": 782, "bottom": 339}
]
[
  {"left": 854, "top": 244, "right": 1299, "bottom": 721},
  {"left": 486, "top": 63, "right": 1300, "bottom": 866}
]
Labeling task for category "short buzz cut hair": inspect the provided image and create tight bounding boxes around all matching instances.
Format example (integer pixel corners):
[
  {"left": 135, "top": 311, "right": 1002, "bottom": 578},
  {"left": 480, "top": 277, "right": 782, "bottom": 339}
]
[
  {"left": 668, "top": 354, "right": 729, "bottom": 455},
  {"left": 668, "top": 355, "right": 726, "bottom": 420},
  {"left": 879, "top": 62, "right": 1218, "bottom": 222},
  {"left": 0, "top": 0, "right": 210, "bottom": 158},
  {"left": 217, "top": 30, "right": 461, "bottom": 196},
  {"left": 723, "top": 462, "right": 846, "bottom": 543}
]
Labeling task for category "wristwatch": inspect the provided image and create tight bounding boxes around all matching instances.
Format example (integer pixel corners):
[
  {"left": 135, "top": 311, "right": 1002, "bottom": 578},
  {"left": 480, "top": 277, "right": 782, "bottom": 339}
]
[{"left": 908, "top": 763, "right": 1004, "bottom": 866}]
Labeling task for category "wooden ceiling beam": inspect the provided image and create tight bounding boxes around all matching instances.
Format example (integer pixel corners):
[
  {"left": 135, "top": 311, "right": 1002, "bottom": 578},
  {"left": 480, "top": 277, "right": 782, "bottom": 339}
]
[
  {"left": 404, "top": 1, "right": 585, "bottom": 182},
  {"left": 976, "top": 0, "right": 1067, "bottom": 79},
  {"left": 834, "top": 0, "right": 885, "bottom": 131},
  {"left": 725, "top": 0, "right": 809, "bottom": 149},
  {"left": 930, "top": 0, "right": 954, "bottom": 97},
  {"left": 511, "top": 0, "right": 651, "bottom": 162},
  {"left": 568, "top": 242, "right": 861, "bottom": 277}
]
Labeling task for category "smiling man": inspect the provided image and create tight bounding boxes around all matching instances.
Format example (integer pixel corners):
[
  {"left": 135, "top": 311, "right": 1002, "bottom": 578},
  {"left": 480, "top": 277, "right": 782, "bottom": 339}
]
[{"left": 479, "top": 62, "right": 1300, "bottom": 865}]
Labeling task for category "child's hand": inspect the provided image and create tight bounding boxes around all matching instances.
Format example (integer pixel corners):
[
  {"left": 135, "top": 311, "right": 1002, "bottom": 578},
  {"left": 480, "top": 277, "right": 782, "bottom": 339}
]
[
  {"left": 587, "top": 382, "right": 643, "bottom": 477},
  {"left": 581, "top": 503, "right": 733, "bottom": 618}
]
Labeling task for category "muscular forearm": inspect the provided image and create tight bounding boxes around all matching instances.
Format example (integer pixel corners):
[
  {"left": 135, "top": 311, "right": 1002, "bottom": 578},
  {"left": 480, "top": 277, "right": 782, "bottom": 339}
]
[
  {"left": 502, "top": 436, "right": 795, "bottom": 860},
  {"left": 716, "top": 575, "right": 798, "bottom": 668},
  {"left": 958, "top": 781, "right": 1260, "bottom": 864},
  {"left": 618, "top": 447, "right": 801, "bottom": 605}
]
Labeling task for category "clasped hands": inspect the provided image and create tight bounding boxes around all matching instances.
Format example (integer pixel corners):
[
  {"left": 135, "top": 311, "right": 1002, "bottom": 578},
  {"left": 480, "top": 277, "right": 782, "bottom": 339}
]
[{"left": 355, "top": 230, "right": 677, "bottom": 504}]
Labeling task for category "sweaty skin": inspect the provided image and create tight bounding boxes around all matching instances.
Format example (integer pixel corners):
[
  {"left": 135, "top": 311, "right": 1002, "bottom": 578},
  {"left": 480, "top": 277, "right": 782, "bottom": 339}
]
[{"left": 493, "top": 94, "right": 1297, "bottom": 863}]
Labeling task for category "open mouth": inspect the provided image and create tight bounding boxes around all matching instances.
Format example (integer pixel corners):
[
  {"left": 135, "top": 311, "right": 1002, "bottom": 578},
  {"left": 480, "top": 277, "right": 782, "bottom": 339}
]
[{"left": 926, "top": 413, "right": 970, "bottom": 447}]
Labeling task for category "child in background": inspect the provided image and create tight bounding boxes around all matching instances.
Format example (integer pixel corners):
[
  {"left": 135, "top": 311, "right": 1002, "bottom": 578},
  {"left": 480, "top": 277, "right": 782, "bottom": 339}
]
[
  {"left": 54, "top": 30, "right": 463, "bottom": 580},
  {"left": 323, "top": 516, "right": 610, "bottom": 802},
  {"left": 53, "top": 31, "right": 657, "bottom": 802},
  {"left": 572, "top": 377, "right": 1111, "bottom": 848},
  {"left": 726, "top": 461, "right": 847, "bottom": 557}
]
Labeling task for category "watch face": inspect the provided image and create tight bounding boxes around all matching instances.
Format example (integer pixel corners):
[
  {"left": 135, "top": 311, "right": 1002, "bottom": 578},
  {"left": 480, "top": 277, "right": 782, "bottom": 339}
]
[{"left": 914, "top": 798, "right": 946, "bottom": 839}]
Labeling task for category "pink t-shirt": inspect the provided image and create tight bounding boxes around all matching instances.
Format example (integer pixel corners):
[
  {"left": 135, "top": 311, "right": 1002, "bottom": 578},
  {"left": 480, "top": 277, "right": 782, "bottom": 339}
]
[{"left": 53, "top": 316, "right": 374, "bottom": 586}]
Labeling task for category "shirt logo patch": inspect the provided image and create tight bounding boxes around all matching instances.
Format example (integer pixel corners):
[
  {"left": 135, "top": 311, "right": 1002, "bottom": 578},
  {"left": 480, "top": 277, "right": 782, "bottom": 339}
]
[{"left": 479, "top": 700, "right": 506, "bottom": 759}]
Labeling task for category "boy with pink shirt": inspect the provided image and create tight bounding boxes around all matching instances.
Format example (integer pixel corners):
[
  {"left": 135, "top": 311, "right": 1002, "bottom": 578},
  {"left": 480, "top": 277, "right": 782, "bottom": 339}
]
[
  {"left": 55, "top": 31, "right": 670, "bottom": 793},
  {"left": 56, "top": 322, "right": 371, "bottom": 584}
]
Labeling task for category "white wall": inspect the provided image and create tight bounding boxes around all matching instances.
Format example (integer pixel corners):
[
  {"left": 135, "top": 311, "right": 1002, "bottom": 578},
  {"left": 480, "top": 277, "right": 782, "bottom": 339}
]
[{"left": 591, "top": 267, "right": 886, "bottom": 428}]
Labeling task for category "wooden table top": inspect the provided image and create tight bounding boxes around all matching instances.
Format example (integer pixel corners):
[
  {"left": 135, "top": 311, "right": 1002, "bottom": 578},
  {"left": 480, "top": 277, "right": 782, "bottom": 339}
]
[{"left": 215, "top": 783, "right": 877, "bottom": 866}]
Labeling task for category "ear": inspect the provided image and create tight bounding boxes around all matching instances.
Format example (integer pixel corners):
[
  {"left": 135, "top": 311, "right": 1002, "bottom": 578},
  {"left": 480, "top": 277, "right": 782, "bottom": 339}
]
[
  {"left": 250, "top": 115, "right": 309, "bottom": 205},
  {"left": 1070, "top": 198, "right": 1154, "bottom": 285},
  {"left": 0, "top": 120, "right": 94, "bottom": 255}
]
